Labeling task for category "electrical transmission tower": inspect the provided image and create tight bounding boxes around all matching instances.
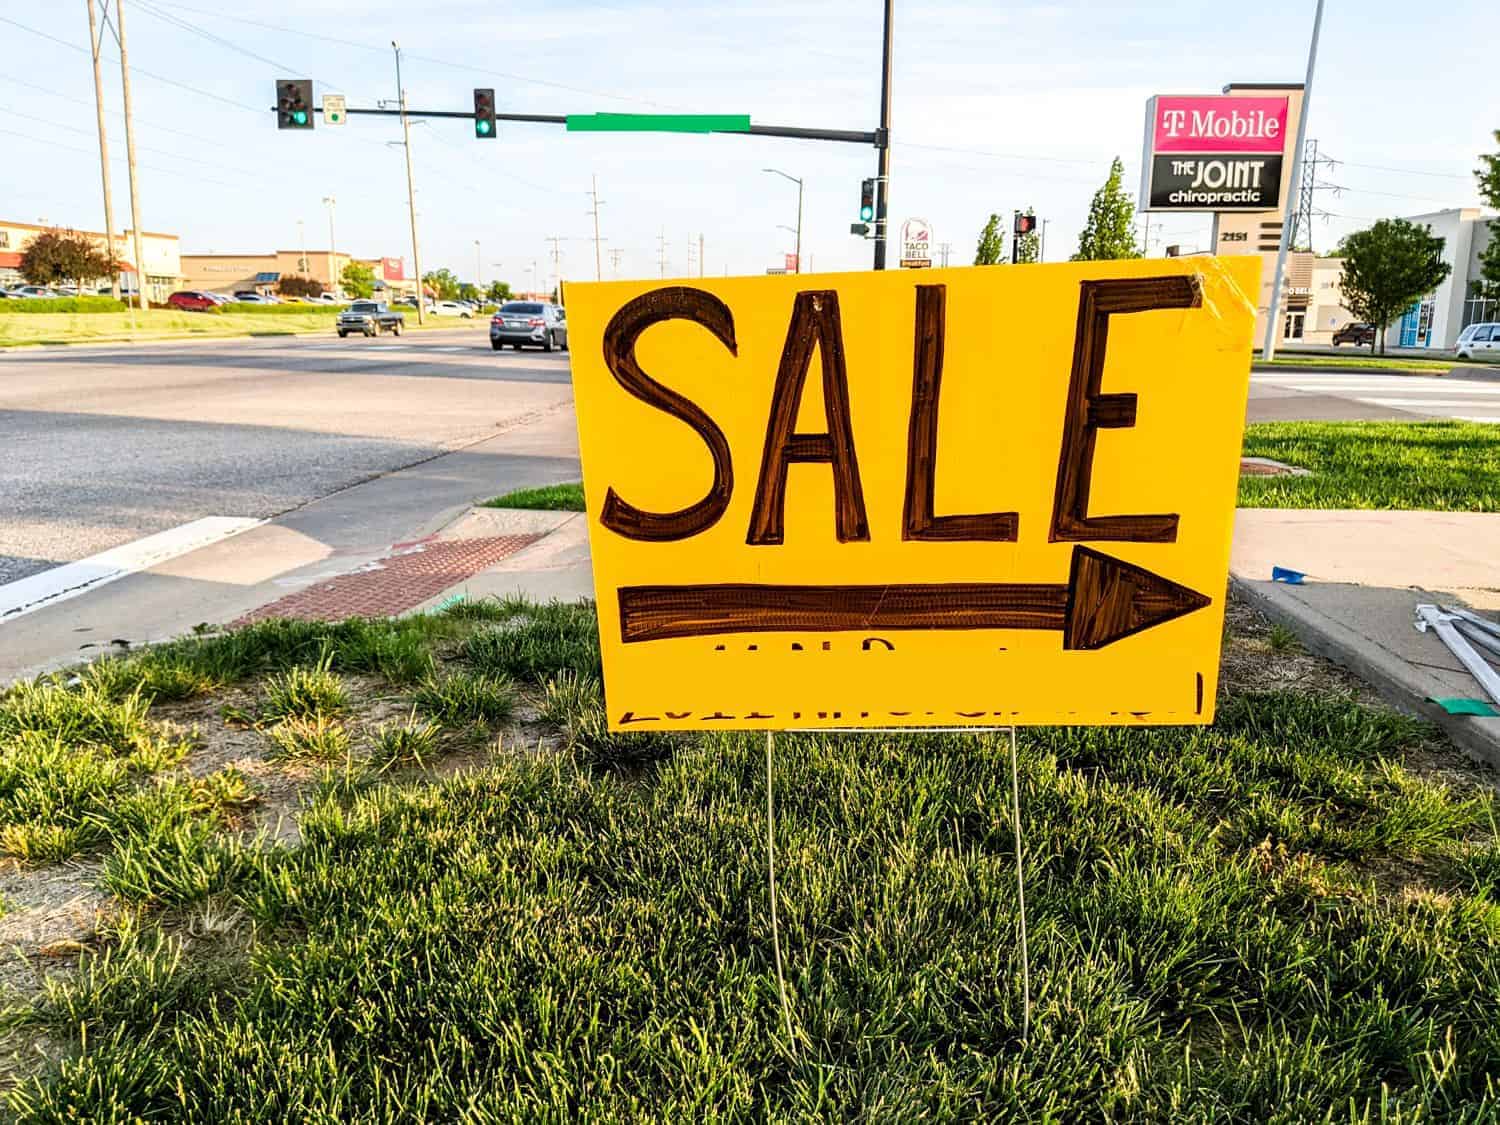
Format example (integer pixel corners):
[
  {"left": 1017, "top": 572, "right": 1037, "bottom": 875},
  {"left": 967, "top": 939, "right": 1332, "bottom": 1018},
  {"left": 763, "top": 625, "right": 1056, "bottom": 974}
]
[
  {"left": 608, "top": 248, "right": 625, "bottom": 277},
  {"left": 1289, "top": 139, "right": 1341, "bottom": 253},
  {"left": 656, "top": 228, "right": 669, "bottom": 278}
]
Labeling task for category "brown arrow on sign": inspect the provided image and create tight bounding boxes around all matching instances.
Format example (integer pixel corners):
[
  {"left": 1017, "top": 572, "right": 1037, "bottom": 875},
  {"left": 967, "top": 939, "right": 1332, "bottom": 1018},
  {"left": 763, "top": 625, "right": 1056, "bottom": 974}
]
[{"left": 617, "top": 546, "right": 1211, "bottom": 649}]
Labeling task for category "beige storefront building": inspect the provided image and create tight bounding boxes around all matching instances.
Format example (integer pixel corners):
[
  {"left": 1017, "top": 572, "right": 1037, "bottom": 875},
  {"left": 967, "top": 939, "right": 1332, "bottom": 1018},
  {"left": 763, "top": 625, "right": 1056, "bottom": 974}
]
[
  {"left": 179, "top": 251, "right": 416, "bottom": 299},
  {"left": 0, "top": 219, "right": 181, "bottom": 301}
]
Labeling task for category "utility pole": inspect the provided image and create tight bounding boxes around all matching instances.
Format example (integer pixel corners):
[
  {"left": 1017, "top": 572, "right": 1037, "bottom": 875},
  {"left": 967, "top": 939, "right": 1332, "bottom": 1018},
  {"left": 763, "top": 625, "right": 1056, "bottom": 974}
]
[
  {"left": 474, "top": 239, "right": 482, "bottom": 293},
  {"left": 588, "top": 175, "right": 604, "bottom": 282},
  {"left": 1141, "top": 213, "right": 1151, "bottom": 257},
  {"left": 393, "top": 42, "right": 424, "bottom": 324},
  {"left": 937, "top": 241, "right": 951, "bottom": 268},
  {"left": 114, "top": 0, "right": 148, "bottom": 313},
  {"left": 1040, "top": 219, "right": 1049, "bottom": 264},
  {"left": 1264, "top": 0, "right": 1325, "bottom": 361},
  {"left": 657, "top": 228, "right": 668, "bottom": 278},
  {"left": 763, "top": 168, "right": 803, "bottom": 274},
  {"left": 686, "top": 235, "right": 697, "bottom": 276},
  {"left": 298, "top": 219, "right": 307, "bottom": 277},
  {"left": 545, "top": 236, "right": 564, "bottom": 298},
  {"left": 322, "top": 196, "right": 337, "bottom": 294},
  {"left": 872, "top": 0, "right": 894, "bottom": 270},
  {"left": 85, "top": 0, "right": 122, "bottom": 304},
  {"left": 608, "top": 248, "right": 624, "bottom": 278},
  {"left": 699, "top": 233, "right": 705, "bottom": 278}
]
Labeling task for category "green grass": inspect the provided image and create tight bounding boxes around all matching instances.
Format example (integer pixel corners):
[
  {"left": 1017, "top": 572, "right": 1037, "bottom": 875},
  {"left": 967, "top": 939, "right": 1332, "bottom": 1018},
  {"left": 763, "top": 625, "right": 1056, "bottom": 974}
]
[
  {"left": 0, "top": 307, "right": 482, "bottom": 347},
  {"left": 463, "top": 598, "right": 602, "bottom": 683},
  {"left": 259, "top": 655, "right": 349, "bottom": 721},
  {"left": 265, "top": 716, "right": 352, "bottom": 762},
  {"left": 6, "top": 599, "right": 1500, "bottom": 1116},
  {"left": 5, "top": 684, "right": 1499, "bottom": 1119},
  {"left": 1260, "top": 354, "right": 1457, "bottom": 372},
  {"left": 1239, "top": 421, "right": 1500, "bottom": 511},
  {"left": 480, "top": 481, "right": 585, "bottom": 511},
  {"left": 412, "top": 670, "right": 517, "bottom": 728}
]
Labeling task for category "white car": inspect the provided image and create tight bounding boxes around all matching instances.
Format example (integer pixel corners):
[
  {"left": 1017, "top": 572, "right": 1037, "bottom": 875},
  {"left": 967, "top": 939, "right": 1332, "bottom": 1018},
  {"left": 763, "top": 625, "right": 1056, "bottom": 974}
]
[
  {"left": 429, "top": 300, "right": 473, "bottom": 318},
  {"left": 1456, "top": 322, "right": 1500, "bottom": 360}
]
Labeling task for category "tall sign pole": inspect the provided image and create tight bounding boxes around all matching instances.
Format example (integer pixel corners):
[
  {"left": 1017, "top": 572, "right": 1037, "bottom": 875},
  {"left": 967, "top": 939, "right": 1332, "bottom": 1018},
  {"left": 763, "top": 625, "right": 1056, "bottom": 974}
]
[
  {"left": 1262, "top": 0, "right": 1325, "bottom": 361},
  {"left": 393, "top": 42, "right": 425, "bottom": 324},
  {"left": 873, "top": 0, "right": 894, "bottom": 270}
]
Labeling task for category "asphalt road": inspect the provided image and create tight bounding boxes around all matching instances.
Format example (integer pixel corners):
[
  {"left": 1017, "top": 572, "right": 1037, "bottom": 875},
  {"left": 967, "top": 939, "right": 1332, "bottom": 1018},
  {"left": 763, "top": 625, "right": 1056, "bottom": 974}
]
[
  {"left": 0, "top": 328, "right": 575, "bottom": 584},
  {"left": 1247, "top": 366, "right": 1500, "bottom": 423},
  {"left": 3, "top": 331, "right": 1497, "bottom": 589}
]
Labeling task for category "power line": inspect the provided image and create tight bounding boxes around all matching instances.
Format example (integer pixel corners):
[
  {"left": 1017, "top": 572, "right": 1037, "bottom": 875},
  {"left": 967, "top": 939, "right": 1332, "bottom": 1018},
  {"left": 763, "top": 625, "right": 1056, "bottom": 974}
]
[{"left": 140, "top": 0, "right": 681, "bottom": 109}]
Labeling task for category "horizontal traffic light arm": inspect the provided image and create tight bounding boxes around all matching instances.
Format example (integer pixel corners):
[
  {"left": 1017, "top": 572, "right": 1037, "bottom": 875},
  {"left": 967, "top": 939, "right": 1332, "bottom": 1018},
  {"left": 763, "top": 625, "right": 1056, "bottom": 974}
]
[{"left": 274, "top": 105, "right": 878, "bottom": 145}]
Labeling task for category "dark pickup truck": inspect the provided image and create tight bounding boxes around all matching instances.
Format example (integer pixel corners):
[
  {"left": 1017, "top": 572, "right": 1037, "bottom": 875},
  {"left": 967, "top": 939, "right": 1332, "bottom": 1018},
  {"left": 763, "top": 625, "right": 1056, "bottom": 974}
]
[{"left": 337, "top": 300, "right": 405, "bottom": 338}]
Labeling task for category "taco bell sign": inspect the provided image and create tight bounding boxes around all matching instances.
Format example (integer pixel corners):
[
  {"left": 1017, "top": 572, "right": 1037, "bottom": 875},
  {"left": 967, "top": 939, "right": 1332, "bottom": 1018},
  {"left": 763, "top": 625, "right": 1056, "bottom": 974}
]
[{"left": 1141, "top": 94, "right": 1290, "bottom": 212}]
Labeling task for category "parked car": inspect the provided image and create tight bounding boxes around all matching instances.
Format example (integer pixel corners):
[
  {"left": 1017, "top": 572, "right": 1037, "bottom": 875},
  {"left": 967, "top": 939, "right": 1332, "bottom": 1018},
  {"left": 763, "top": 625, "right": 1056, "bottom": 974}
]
[
  {"left": 337, "top": 300, "right": 404, "bottom": 338},
  {"left": 166, "top": 290, "right": 218, "bottom": 312},
  {"left": 313, "top": 293, "right": 343, "bottom": 304},
  {"left": 1456, "top": 322, "right": 1500, "bottom": 361},
  {"left": 8, "top": 286, "right": 57, "bottom": 299},
  {"left": 205, "top": 293, "right": 235, "bottom": 306},
  {"left": 1331, "top": 322, "right": 1375, "bottom": 347},
  {"left": 232, "top": 291, "right": 279, "bottom": 303},
  {"left": 429, "top": 300, "right": 473, "bottom": 318},
  {"left": 490, "top": 301, "right": 568, "bottom": 352}
]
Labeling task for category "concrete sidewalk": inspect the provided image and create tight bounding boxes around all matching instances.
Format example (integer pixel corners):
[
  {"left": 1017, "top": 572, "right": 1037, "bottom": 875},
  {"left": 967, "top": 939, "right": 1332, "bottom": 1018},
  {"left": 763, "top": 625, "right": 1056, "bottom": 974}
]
[{"left": 1231, "top": 509, "right": 1500, "bottom": 768}]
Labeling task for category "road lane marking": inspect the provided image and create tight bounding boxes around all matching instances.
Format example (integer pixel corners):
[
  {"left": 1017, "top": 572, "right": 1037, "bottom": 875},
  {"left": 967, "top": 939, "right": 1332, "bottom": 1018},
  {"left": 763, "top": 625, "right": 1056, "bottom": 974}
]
[{"left": 0, "top": 517, "right": 263, "bottom": 625}]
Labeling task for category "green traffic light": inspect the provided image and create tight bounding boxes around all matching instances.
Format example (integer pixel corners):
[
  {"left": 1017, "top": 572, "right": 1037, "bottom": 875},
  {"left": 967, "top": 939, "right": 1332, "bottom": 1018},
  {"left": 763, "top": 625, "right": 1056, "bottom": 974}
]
[
  {"left": 293, "top": 110, "right": 308, "bottom": 125},
  {"left": 476, "top": 120, "right": 492, "bottom": 135},
  {"left": 860, "top": 205, "right": 874, "bottom": 222}
]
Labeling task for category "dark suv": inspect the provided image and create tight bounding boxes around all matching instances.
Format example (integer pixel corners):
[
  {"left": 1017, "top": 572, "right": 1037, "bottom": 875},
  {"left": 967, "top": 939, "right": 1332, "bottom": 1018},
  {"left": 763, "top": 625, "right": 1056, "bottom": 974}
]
[
  {"left": 1332, "top": 322, "right": 1375, "bottom": 347},
  {"left": 490, "top": 301, "right": 568, "bottom": 352}
]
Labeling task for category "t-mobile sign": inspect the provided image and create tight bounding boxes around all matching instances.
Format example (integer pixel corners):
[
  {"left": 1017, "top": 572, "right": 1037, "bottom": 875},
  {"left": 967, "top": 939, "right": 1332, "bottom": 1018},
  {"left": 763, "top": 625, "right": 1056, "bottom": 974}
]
[{"left": 1141, "top": 94, "right": 1290, "bottom": 212}]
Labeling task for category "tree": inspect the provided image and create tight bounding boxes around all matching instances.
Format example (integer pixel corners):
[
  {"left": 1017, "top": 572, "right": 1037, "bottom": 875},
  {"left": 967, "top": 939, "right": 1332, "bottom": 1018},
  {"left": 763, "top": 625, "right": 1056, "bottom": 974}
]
[
  {"left": 20, "top": 228, "right": 116, "bottom": 290},
  {"left": 340, "top": 261, "right": 376, "bottom": 299},
  {"left": 456, "top": 282, "right": 480, "bottom": 303},
  {"left": 423, "top": 268, "right": 461, "bottom": 300},
  {"left": 973, "top": 214, "right": 1004, "bottom": 265},
  {"left": 1475, "top": 129, "right": 1500, "bottom": 301},
  {"left": 1071, "top": 157, "right": 1141, "bottom": 262},
  {"left": 1014, "top": 208, "right": 1040, "bottom": 264},
  {"left": 278, "top": 276, "right": 323, "bottom": 299},
  {"left": 485, "top": 280, "right": 513, "bottom": 303},
  {"left": 1337, "top": 219, "right": 1451, "bottom": 354}
]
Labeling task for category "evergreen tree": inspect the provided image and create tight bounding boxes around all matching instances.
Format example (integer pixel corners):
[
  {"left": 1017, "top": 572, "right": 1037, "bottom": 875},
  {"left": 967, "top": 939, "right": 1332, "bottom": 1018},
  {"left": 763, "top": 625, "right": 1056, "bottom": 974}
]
[
  {"left": 1071, "top": 157, "right": 1141, "bottom": 261},
  {"left": 973, "top": 214, "right": 1004, "bottom": 265}
]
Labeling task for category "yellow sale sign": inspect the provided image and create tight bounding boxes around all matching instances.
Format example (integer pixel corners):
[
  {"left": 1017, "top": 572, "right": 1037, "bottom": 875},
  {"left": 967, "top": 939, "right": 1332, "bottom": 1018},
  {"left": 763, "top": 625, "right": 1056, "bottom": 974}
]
[{"left": 567, "top": 257, "right": 1259, "bottom": 731}]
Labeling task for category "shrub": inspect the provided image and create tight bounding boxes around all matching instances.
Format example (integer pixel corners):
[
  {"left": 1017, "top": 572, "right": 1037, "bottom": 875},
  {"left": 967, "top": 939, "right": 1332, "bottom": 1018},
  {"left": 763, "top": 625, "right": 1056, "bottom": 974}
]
[{"left": 0, "top": 296, "right": 128, "bottom": 313}]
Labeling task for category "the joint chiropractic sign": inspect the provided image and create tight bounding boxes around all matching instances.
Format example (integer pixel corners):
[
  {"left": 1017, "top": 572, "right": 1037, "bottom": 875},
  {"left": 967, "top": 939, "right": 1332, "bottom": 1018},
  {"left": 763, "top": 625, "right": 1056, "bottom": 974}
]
[
  {"left": 567, "top": 258, "right": 1260, "bottom": 731},
  {"left": 1140, "top": 95, "right": 1288, "bottom": 212}
]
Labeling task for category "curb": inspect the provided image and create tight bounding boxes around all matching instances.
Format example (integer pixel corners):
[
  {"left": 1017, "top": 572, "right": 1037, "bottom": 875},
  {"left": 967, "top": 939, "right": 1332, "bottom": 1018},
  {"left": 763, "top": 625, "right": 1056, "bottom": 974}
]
[{"left": 1230, "top": 575, "right": 1500, "bottom": 771}]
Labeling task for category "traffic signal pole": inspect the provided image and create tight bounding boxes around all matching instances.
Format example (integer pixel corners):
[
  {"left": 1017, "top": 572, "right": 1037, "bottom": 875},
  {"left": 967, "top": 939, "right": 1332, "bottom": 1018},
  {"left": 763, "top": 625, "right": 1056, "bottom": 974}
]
[
  {"left": 873, "top": 0, "right": 894, "bottom": 270},
  {"left": 393, "top": 43, "right": 425, "bottom": 325}
]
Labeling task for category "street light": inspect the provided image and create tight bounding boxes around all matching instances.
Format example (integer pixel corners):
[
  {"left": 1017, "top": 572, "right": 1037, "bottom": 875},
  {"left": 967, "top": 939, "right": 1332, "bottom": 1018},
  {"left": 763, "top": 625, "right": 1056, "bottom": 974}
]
[
  {"left": 474, "top": 239, "right": 481, "bottom": 296},
  {"left": 322, "top": 196, "right": 337, "bottom": 295},
  {"left": 763, "top": 167, "right": 803, "bottom": 274}
]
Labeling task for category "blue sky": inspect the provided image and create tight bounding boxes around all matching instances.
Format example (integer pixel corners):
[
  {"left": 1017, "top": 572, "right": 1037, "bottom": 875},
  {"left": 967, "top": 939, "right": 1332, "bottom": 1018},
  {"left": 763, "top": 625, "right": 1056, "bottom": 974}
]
[{"left": 1, "top": 0, "right": 1492, "bottom": 290}]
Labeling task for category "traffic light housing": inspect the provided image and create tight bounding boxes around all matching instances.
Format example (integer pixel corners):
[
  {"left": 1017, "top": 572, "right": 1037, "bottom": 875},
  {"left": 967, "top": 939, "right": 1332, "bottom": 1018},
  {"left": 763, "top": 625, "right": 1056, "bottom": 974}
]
[
  {"left": 473, "top": 88, "right": 495, "bottom": 139},
  {"left": 276, "top": 79, "right": 313, "bottom": 130},
  {"left": 1013, "top": 211, "right": 1037, "bottom": 236},
  {"left": 859, "top": 178, "right": 875, "bottom": 223}
]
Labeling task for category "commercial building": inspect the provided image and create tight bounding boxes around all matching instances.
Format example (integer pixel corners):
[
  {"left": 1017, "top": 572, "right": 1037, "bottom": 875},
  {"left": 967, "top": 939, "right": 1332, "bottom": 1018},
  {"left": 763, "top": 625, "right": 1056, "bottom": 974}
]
[
  {"left": 178, "top": 251, "right": 415, "bottom": 300},
  {"left": 1380, "top": 208, "right": 1497, "bottom": 351},
  {"left": 0, "top": 219, "right": 181, "bottom": 301}
]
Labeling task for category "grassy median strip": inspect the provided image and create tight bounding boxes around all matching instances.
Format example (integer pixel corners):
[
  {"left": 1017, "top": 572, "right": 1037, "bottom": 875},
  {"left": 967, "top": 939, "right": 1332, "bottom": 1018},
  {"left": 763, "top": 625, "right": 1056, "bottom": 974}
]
[
  {"left": 1258, "top": 354, "right": 1460, "bottom": 372},
  {"left": 480, "top": 481, "right": 586, "bottom": 511},
  {"left": 1240, "top": 420, "right": 1500, "bottom": 511},
  {"left": 0, "top": 600, "right": 1497, "bottom": 1117}
]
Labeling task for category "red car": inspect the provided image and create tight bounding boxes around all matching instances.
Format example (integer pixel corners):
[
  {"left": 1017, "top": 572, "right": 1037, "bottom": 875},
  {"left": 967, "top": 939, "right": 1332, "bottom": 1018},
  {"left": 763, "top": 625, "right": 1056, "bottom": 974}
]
[{"left": 167, "top": 290, "right": 217, "bottom": 311}]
